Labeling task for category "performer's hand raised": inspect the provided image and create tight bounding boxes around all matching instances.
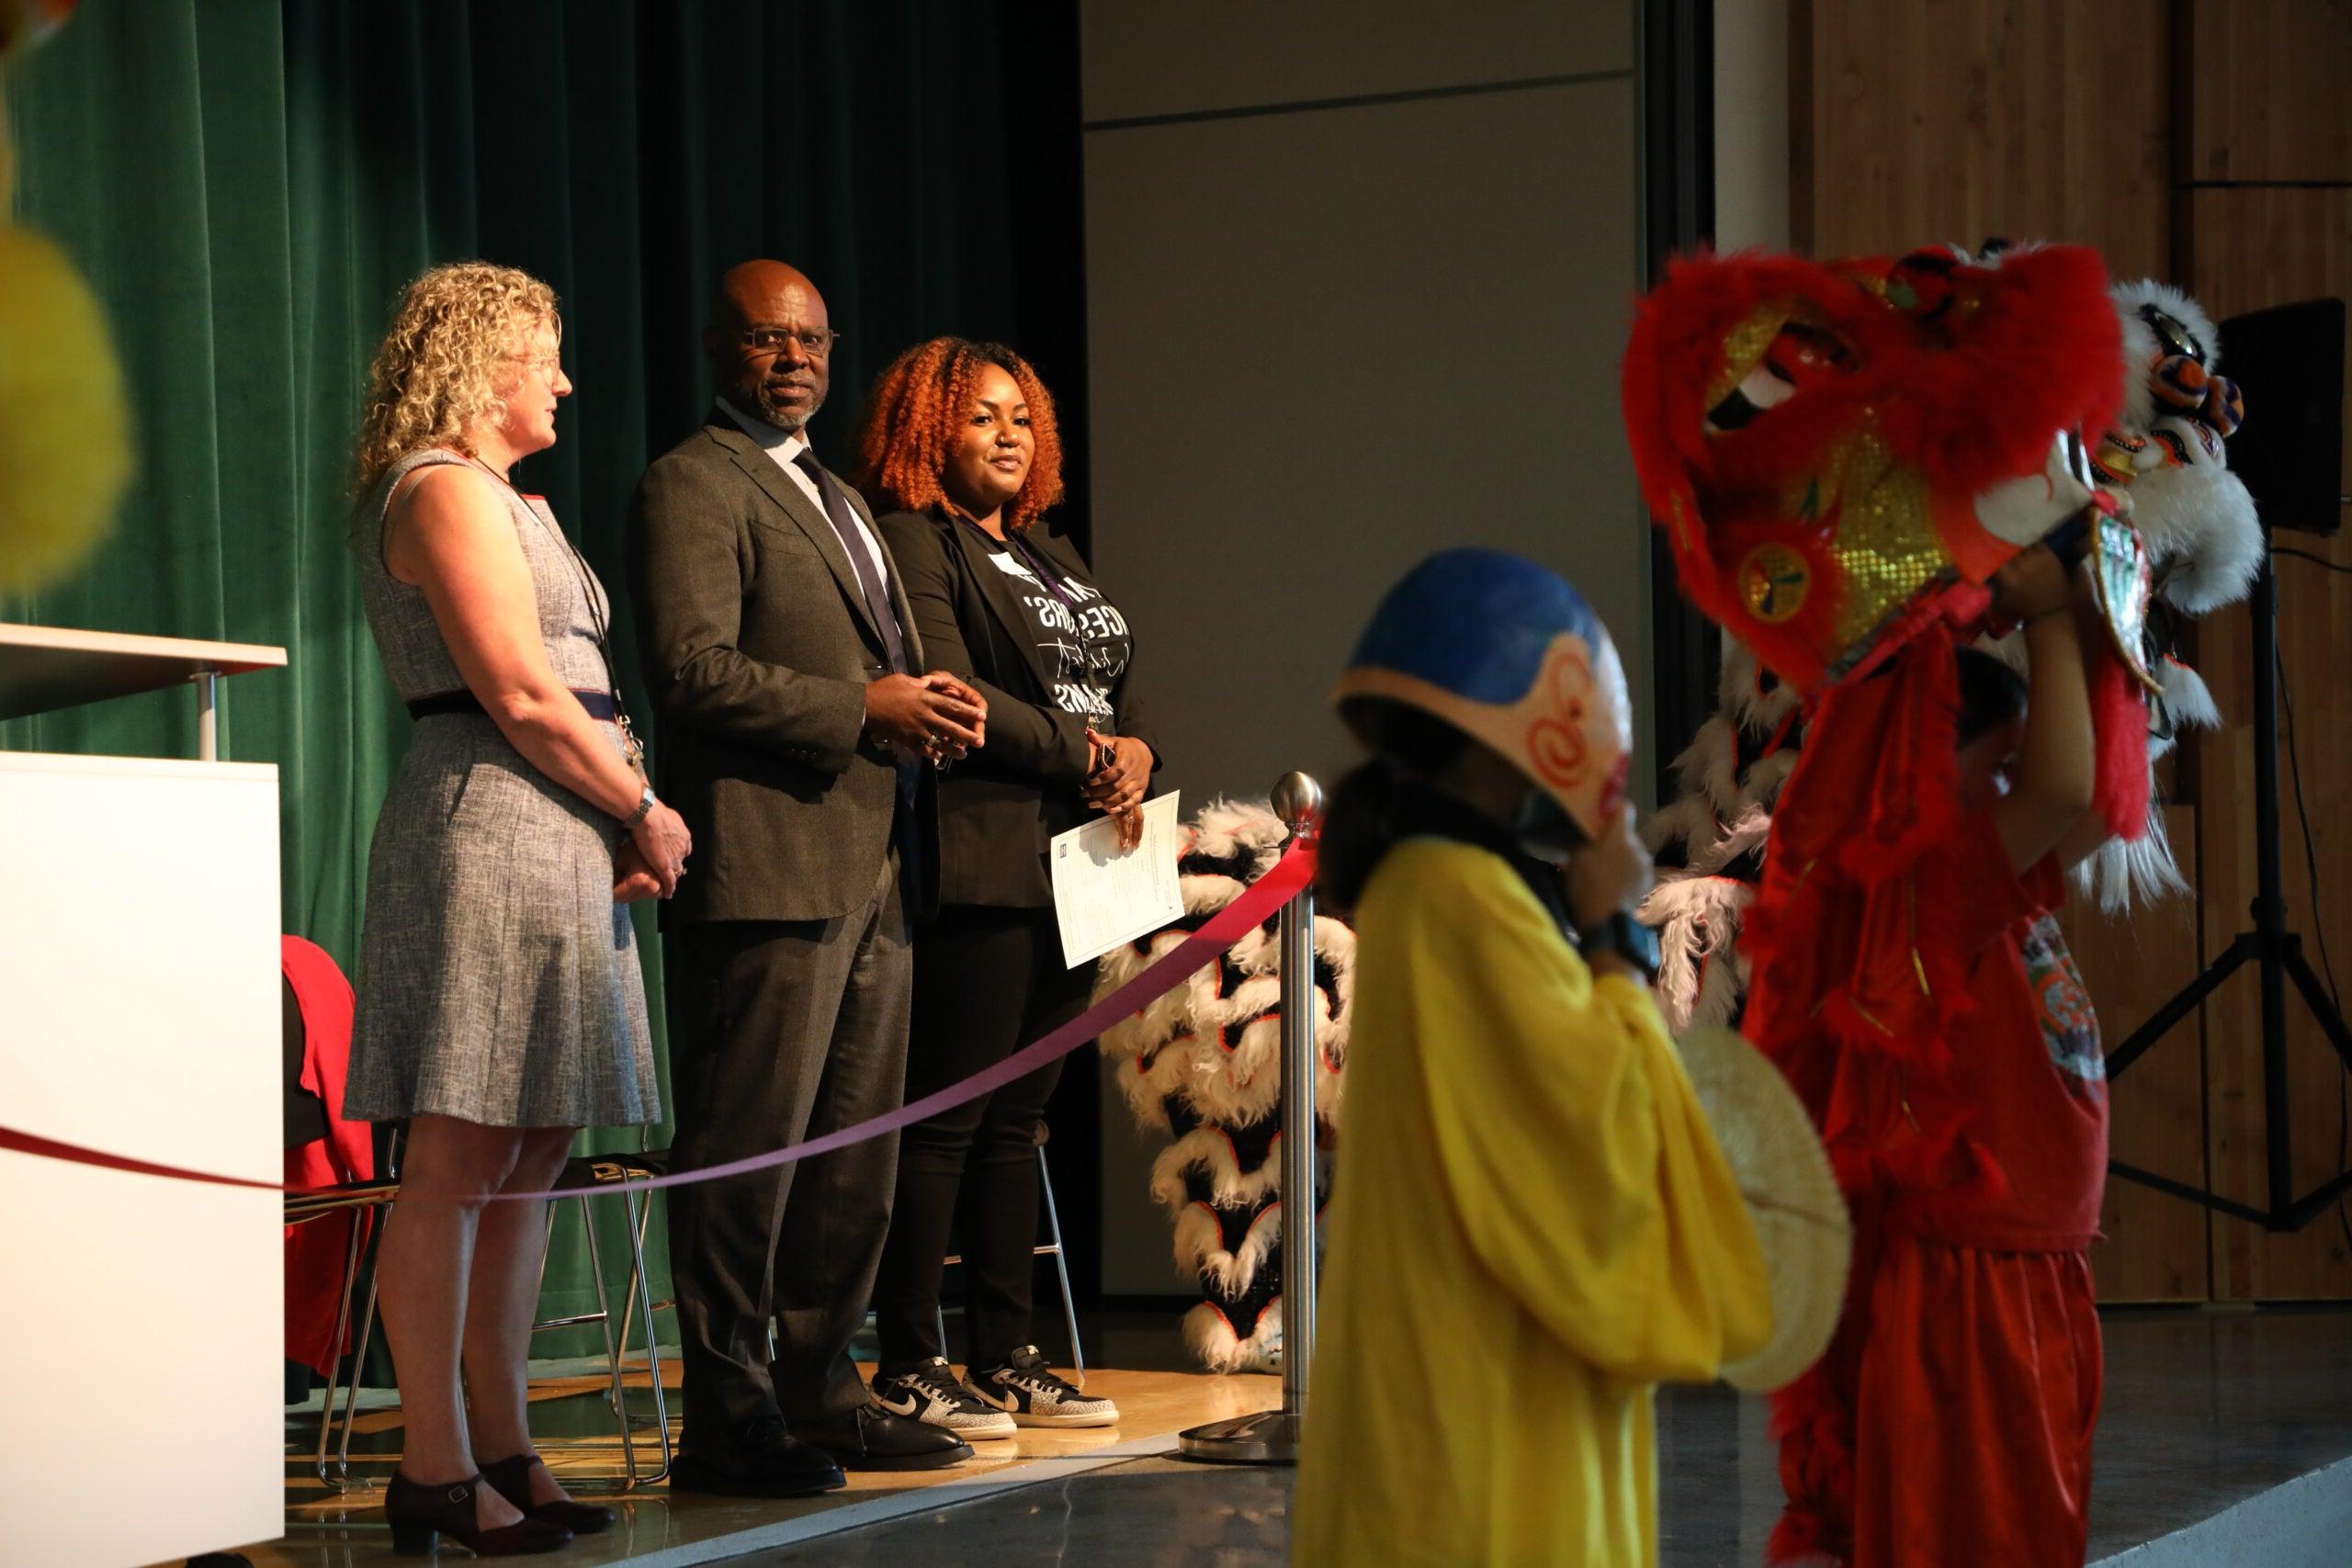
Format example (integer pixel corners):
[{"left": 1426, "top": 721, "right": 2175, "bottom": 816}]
[
  {"left": 1991, "top": 542, "right": 2074, "bottom": 624},
  {"left": 1566, "top": 807, "right": 1657, "bottom": 931}
]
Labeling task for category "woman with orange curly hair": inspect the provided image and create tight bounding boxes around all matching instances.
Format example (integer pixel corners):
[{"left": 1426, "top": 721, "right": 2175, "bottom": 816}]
[{"left": 855, "top": 338, "right": 1159, "bottom": 1435}]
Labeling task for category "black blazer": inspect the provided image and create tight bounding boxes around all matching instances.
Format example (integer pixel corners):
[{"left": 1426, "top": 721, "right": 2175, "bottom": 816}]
[
  {"left": 877, "top": 507, "right": 1159, "bottom": 909},
  {"left": 627, "top": 411, "right": 926, "bottom": 925}
]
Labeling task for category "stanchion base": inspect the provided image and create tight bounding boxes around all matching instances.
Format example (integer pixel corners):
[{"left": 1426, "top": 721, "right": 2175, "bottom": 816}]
[{"left": 1176, "top": 1407, "right": 1304, "bottom": 1465}]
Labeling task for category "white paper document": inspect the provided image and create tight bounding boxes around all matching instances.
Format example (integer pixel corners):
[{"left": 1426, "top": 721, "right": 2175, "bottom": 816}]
[{"left": 1051, "top": 790, "right": 1185, "bottom": 968}]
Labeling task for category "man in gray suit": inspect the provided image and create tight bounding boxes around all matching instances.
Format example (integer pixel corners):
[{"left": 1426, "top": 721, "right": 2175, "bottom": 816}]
[{"left": 629, "top": 260, "right": 988, "bottom": 1494}]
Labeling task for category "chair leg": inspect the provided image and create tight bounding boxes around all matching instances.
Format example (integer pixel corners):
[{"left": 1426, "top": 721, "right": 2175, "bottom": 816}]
[
  {"left": 1037, "top": 1146, "right": 1084, "bottom": 1382},
  {"left": 617, "top": 1187, "right": 655, "bottom": 1363},
  {"left": 574, "top": 1194, "right": 637, "bottom": 1490},
  {"left": 618, "top": 1190, "right": 672, "bottom": 1484},
  {"left": 312, "top": 1205, "right": 368, "bottom": 1489},
  {"left": 333, "top": 1263, "right": 386, "bottom": 1488},
  {"left": 318, "top": 1124, "right": 401, "bottom": 1492}
]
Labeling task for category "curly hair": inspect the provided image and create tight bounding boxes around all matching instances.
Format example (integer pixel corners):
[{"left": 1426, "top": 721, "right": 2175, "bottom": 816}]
[
  {"left": 352, "top": 262, "right": 560, "bottom": 491},
  {"left": 850, "top": 338, "right": 1064, "bottom": 532}
]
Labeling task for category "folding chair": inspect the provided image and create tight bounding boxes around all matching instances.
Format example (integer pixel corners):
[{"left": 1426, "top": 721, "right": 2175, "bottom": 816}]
[{"left": 311, "top": 1135, "right": 672, "bottom": 1492}]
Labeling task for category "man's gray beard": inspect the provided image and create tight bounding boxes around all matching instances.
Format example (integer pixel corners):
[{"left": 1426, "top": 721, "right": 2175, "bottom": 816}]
[{"left": 756, "top": 386, "right": 820, "bottom": 432}]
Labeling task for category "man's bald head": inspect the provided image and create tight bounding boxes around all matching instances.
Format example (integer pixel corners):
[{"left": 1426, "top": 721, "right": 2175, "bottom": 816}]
[{"left": 704, "top": 260, "right": 833, "bottom": 432}]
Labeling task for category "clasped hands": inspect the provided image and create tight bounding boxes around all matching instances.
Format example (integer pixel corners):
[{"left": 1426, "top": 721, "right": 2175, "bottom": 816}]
[
  {"left": 865, "top": 670, "right": 989, "bottom": 763},
  {"left": 614, "top": 795, "right": 694, "bottom": 903}
]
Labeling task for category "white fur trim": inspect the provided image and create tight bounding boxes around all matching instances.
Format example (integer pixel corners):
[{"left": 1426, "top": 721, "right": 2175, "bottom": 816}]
[
  {"left": 1182, "top": 1299, "right": 1282, "bottom": 1375},
  {"left": 1668, "top": 716, "right": 1745, "bottom": 819},
  {"left": 1718, "top": 638, "right": 1803, "bottom": 734},
  {"left": 2158, "top": 658, "right": 2222, "bottom": 734},
  {"left": 1641, "top": 873, "right": 1755, "bottom": 1032},
  {"left": 1170, "top": 1201, "right": 1227, "bottom": 1280},
  {"left": 1688, "top": 946, "right": 1749, "bottom": 1032},
  {"left": 1692, "top": 806, "right": 1773, "bottom": 875},
  {"left": 1170, "top": 1201, "right": 1282, "bottom": 1297},
  {"left": 1646, "top": 790, "right": 1723, "bottom": 858},
  {"left": 2112, "top": 279, "right": 2224, "bottom": 432},
  {"left": 1739, "top": 748, "right": 1800, "bottom": 812},
  {"left": 2143, "top": 467, "right": 2262, "bottom": 614},
  {"left": 2074, "top": 811, "right": 2191, "bottom": 913},
  {"left": 1187, "top": 797, "right": 1289, "bottom": 877},
  {"left": 1151, "top": 1125, "right": 1283, "bottom": 1212}
]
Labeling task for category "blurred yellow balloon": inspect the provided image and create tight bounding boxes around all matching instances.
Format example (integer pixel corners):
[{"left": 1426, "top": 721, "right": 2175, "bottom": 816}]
[{"left": 0, "top": 223, "right": 132, "bottom": 592}]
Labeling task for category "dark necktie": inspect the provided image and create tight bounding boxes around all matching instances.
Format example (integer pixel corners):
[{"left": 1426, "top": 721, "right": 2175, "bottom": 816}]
[{"left": 793, "top": 450, "right": 909, "bottom": 674}]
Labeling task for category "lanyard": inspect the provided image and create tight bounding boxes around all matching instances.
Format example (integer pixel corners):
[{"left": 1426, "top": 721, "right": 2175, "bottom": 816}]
[{"left": 467, "top": 456, "right": 646, "bottom": 770}]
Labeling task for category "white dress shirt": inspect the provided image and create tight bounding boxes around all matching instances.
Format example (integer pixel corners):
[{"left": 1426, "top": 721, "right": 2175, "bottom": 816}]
[{"left": 717, "top": 397, "right": 891, "bottom": 590}]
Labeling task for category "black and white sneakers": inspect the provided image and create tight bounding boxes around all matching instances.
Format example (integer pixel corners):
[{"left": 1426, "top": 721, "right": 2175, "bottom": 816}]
[
  {"left": 870, "top": 1357, "right": 1018, "bottom": 1441},
  {"left": 965, "top": 1346, "right": 1120, "bottom": 1428}
]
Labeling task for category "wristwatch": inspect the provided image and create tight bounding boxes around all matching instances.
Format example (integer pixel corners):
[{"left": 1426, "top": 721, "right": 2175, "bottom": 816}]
[
  {"left": 623, "top": 781, "right": 657, "bottom": 831},
  {"left": 1576, "top": 909, "right": 1661, "bottom": 982}
]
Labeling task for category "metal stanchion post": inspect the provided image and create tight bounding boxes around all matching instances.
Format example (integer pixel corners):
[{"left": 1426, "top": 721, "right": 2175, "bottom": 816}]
[{"left": 1179, "top": 770, "right": 1322, "bottom": 1465}]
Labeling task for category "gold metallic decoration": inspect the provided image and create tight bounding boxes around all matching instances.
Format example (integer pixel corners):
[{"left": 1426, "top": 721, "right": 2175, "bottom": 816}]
[
  {"left": 1739, "top": 542, "right": 1812, "bottom": 624},
  {"left": 1808, "top": 424, "right": 1951, "bottom": 659},
  {"left": 1705, "top": 303, "right": 1794, "bottom": 416},
  {"left": 2089, "top": 510, "right": 2163, "bottom": 695}
]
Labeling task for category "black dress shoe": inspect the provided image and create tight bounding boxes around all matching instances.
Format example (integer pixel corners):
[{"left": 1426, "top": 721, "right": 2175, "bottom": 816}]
[
  {"left": 383, "top": 1471, "right": 571, "bottom": 1557},
  {"left": 669, "top": 1415, "right": 847, "bottom": 1498},
  {"left": 794, "top": 1402, "right": 974, "bottom": 1471},
  {"left": 480, "top": 1452, "right": 616, "bottom": 1535}
]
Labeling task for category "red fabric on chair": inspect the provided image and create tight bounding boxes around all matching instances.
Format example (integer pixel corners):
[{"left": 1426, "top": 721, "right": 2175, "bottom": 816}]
[{"left": 282, "top": 935, "right": 376, "bottom": 1378}]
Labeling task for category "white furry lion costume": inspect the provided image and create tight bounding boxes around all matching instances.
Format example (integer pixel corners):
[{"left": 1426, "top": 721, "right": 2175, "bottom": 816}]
[
  {"left": 1093, "top": 798, "right": 1353, "bottom": 1373},
  {"left": 1643, "top": 275, "right": 2263, "bottom": 1030}
]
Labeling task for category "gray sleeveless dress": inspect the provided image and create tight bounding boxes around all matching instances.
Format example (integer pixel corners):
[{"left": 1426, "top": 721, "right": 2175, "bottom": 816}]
[{"left": 345, "top": 448, "right": 659, "bottom": 1128}]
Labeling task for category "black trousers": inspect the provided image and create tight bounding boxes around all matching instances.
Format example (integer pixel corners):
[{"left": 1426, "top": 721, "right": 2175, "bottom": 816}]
[
  {"left": 871, "top": 903, "right": 1091, "bottom": 1371},
  {"left": 665, "top": 852, "right": 911, "bottom": 1439}
]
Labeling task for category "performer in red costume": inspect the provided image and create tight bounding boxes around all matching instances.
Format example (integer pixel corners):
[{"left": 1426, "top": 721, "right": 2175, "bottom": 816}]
[
  {"left": 1623, "top": 241, "right": 2154, "bottom": 1566},
  {"left": 1769, "top": 553, "right": 2112, "bottom": 1566}
]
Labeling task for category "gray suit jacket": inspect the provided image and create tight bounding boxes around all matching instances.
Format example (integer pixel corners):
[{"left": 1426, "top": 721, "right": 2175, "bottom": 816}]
[{"left": 627, "top": 410, "right": 924, "bottom": 925}]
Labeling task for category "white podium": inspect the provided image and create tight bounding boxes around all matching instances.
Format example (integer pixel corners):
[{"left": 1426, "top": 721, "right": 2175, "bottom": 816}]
[{"left": 0, "top": 624, "right": 288, "bottom": 1568}]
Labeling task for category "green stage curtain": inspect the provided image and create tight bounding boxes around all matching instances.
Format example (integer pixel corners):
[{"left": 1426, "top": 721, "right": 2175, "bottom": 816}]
[{"left": 3, "top": 0, "right": 1082, "bottom": 1356}]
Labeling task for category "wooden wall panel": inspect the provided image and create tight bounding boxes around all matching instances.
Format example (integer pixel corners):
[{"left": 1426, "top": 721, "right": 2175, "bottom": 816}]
[
  {"left": 2188, "top": 0, "right": 2352, "bottom": 184},
  {"left": 1797, "top": 0, "right": 2170, "bottom": 276},
  {"left": 2077, "top": 806, "right": 2213, "bottom": 1302},
  {"left": 2188, "top": 187, "right": 2352, "bottom": 1299}
]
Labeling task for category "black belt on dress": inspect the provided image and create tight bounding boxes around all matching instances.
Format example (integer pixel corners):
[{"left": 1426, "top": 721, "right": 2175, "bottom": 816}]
[{"left": 406, "top": 687, "right": 619, "bottom": 722}]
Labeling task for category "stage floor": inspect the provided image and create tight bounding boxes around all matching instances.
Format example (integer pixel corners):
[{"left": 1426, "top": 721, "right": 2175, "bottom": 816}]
[
  {"left": 270, "top": 1356, "right": 1280, "bottom": 1567},
  {"left": 246, "top": 1306, "right": 2352, "bottom": 1567}
]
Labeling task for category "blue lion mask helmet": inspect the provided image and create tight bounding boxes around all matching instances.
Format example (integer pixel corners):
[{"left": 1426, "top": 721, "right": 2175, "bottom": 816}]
[{"left": 1331, "top": 548, "right": 1633, "bottom": 858}]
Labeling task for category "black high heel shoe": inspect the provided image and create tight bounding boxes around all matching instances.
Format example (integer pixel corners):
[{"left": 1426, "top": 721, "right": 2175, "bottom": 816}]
[
  {"left": 481, "top": 1452, "right": 617, "bottom": 1535},
  {"left": 383, "top": 1471, "right": 572, "bottom": 1557}
]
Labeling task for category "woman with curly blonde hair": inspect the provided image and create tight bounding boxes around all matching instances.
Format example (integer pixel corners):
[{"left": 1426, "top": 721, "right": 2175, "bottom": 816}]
[
  {"left": 346, "top": 262, "right": 693, "bottom": 1556},
  {"left": 852, "top": 338, "right": 1159, "bottom": 1435}
]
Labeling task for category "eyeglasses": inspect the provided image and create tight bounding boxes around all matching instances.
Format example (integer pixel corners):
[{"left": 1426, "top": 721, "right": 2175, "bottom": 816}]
[
  {"left": 507, "top": 351, "right": 563, "bottom": 378},
  {"left": 738, "top": 326, "right": 840, "bottom": 357}
]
